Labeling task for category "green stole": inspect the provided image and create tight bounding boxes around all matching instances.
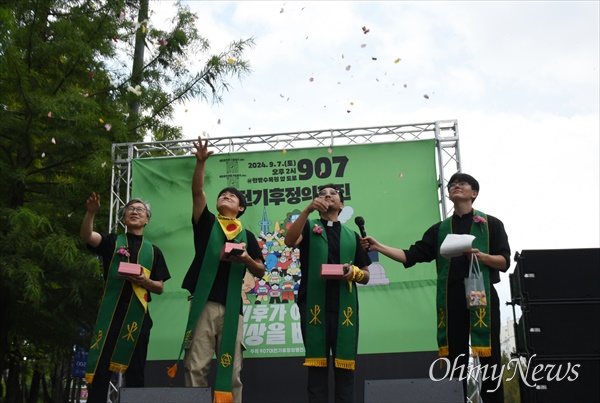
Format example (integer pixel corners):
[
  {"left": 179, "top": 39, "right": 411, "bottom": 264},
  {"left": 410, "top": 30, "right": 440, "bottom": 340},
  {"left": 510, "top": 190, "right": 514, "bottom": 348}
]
[
  {"left": 85, "top": 234, "right": 154, "bottom": 383},
  {"left": 305, "top": 218, "right": 358, "bottom": 370},
  {"left": 436, "top": 210, "right": 492, "bottom": 358},
  {"left": 175, "top": 220, "right": 247, "bottom": 401}
]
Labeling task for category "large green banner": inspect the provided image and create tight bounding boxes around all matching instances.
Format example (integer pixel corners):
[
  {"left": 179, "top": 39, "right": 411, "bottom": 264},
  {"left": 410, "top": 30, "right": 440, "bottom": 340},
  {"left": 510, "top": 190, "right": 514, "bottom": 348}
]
[{"left": 132, "top": 139, "right": 440, "bottom": 360}]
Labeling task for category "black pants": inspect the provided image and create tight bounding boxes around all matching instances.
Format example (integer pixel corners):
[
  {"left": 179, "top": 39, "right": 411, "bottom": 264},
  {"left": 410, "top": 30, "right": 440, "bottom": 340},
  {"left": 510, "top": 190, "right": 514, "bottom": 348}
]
[
  {"left": 447, "top": 282, "right": 504, "bottom": 403},
  {"left": 299, "top": 302, "right": 356, "bottom": 403},
  {"left": 87, "top": 314, "right": 152, "bottom": 403}
]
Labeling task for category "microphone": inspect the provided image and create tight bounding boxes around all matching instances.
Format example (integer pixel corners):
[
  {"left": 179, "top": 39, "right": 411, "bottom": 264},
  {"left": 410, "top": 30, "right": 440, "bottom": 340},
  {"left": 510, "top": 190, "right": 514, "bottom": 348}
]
[
  {"left": 355, "top": 216, "right": 371, "bottom": 253},
  {"left": 355, "top": 216, "right": 367, "bottom": 238}
]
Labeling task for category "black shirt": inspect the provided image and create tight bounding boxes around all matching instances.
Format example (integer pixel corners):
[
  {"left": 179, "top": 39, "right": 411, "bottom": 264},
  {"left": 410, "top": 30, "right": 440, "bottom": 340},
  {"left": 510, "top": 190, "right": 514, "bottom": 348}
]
[
  {"left": 297, "top": 218, "right": 372, "bottom": 312},
  {"left": 403, "top": 210, "right": 510, "bottom": 284},
  {"left": 89, "top": 232, "right": 171, "bottom": 305},
  {"left": 181, "top": 206, "right": 264, "bottom": 306}
]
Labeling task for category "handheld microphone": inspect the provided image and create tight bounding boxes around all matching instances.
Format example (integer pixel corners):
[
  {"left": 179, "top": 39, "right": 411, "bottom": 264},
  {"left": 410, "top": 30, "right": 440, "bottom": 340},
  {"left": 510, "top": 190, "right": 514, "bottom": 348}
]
[
  {"left": 355, "top": 216, "right": 369, "bottom": 251},
  {"left": 354, "top": 216, "right": 367, "bottom": 238}
]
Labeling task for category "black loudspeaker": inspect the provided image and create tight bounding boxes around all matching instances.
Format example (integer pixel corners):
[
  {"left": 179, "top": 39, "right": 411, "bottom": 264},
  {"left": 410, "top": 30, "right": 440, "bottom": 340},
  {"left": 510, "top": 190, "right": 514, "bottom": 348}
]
[
  {"left": 119, "top": 387, "right": 211, "bottom": 403},
  {"left": 364, "top": 378, "right": 463, "bottom": 402},
  {"left": 512, "top": 248, "right": 600, "bottom": 302},
  {"left": 519, "top": 357, "right": 600, "bottom": 402},
  {"left": 517, "top": 301, "right": 600, "bottom": 357}
]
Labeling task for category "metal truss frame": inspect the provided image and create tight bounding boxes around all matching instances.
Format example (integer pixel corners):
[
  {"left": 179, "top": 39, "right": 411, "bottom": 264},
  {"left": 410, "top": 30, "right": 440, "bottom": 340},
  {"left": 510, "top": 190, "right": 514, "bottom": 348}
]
[{"left": 109, "top": 119, "right": 461, "bottom": 232}]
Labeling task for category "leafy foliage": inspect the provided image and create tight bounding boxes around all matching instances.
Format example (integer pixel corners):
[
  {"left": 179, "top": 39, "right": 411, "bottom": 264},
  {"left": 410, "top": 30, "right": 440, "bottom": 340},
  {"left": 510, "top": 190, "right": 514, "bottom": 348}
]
[{"left": 0, "top": 0, "right": 253, "bottom": 400}]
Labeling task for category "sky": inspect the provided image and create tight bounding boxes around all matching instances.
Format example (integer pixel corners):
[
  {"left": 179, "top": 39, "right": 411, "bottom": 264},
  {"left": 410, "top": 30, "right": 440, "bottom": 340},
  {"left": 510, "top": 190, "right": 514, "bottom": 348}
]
[{"left": 148, "top": 1, "right": 600, "bottom": 326}]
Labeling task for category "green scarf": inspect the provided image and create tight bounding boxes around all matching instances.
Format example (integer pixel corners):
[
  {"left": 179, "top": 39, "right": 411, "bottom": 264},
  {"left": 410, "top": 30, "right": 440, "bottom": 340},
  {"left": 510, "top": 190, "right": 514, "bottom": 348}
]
[
  {"left": 85, "top": 234, "right": 154, "bottom": 383},
  {"left": 305, "top": 218, "right": 358, "bottom": 370},
  {"left": 171, "top": 219, "right": 247, "bottom": 402},
  {"left": 436, "top": 210, "right": 492, "bottom": 358}
]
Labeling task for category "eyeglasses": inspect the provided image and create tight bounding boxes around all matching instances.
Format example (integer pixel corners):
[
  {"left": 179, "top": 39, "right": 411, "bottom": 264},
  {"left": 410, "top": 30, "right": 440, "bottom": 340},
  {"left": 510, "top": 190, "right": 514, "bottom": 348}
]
[
  {"left": 125, "top": 206, "right": 147, "bottom": 214},
  {"left": 318, "top": 189, "right": 340, "bottom": 197},
  {"left": 447, "top": 181, "right": 470, "bottom": 190}
]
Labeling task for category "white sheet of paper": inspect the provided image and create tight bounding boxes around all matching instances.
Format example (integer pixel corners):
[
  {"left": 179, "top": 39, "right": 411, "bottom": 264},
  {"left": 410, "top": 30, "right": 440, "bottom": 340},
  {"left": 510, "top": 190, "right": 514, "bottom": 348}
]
[{"left": 440, "top": 234, "right": 476, "bottom": 258}]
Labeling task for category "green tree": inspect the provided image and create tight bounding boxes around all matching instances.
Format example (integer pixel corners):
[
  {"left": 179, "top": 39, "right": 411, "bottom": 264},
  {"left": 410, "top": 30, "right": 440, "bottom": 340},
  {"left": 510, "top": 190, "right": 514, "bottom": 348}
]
[
  {"left": 502, "top": 351, "right": 522, "bottom": 402},
  {"left": 0, "top": 0, "right": 253, "bottom": 401}
]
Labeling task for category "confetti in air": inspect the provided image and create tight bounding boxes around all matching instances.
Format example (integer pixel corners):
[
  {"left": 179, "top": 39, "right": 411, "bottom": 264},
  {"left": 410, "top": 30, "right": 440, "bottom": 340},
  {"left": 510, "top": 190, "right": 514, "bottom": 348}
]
[
  {"left": 282, "top": 149, "right": 287, "bottom": 154},
  {"left": 48, "top": 112, "right": 52, "bottom": 118},
  {"left": 399, "top": 172, "right": 404, "bottom": 178},
  {"left": 309, "top": 77, "right": 314, "bottom": 82},
  {"left": 227, "top": 58, "right": 235, "bottom": 64},
  {"left": 328, "top": 147, "right": 333, "bottom": 154},
  {"left": 394, "top": 58, "right": 401, "bottom": 64},
  {"left": 362, "top": 26, "right": 370, "bottom": 34},
  {"left": 105, "top": 124, "right": 112, "bottom": 131},
  {"left": 41, "top": 153, "right": 45, "bottom": 158},
  {"left": 423, "top": 94, "right": 430, "bottom": 99},
  {"left": 372, "top": 57, "right": 377, "bottom": 61},
  {"left": 51, "top": 137, "right": 56, "bottom": 144},
  {"left": 361, "top": 44, "right": 367, "bottom": 48},
  {"left": 99, "top": 118, "right": 104, "bottom": 123},
  {"left": 102, "top": 161, "right": 107, "bottom": 168},
  {"left": 345, "top": 65, "right": 351, "bottom": 71},
  {"left": 217, "top": 119, "right": 221, "bottom": 124},
  {"left": 404, "top": 84, "right": 407, "bottom": 88}
]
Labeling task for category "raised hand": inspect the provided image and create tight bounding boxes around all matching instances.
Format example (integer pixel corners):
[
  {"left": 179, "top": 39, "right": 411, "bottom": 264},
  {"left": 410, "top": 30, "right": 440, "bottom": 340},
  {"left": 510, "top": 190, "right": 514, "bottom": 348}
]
[{"left": 192, "top": 136, "right": 214, "bottom": 162}]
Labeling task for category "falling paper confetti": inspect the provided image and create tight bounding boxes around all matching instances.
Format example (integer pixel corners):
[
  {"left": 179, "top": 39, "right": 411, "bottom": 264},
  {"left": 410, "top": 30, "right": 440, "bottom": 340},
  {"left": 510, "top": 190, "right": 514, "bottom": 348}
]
[
  {"left": 102, "top": 161, "right": 107, "bottom": 168},
  {"left": 217, "top": 119, "right": 221, "bottom": 124},
  {"left": 227, "top": 58, "right": 235, "bottom": 64},
  {"left": 346, "top": 110, "right": 351, "bottom": 113},
  {"left": 99, "top": 118, "right": 104, "bottom": 123},
  {"left": 403, "top": 84, "right": 407, "bottom": 88},
  {"left": 185, "top": 108, "right": 188, "bottom": 112},
  {"left": 423, "top": 94, "right": 430, "bottom": 99},
  {"left": 282, "top": 149, "right": 287, "bottom": 154},
  {"left": 399, "top": 172, "right": 403, "bottom": 178},
  {"left": 394, "top": 58, "right": 401, "bottom": 64},
  {"left": 372, "top": 57, "right": 377, "bottom": 61},
  {"left": 88, "top": 72, "right": 94, "bottom": 77},
  {"left": 350, "top": 102, "right": 354, "bottom": 106},
  {"left": 51, "top": 137, "right": 56, "bottom": 144},
  {"left": 47, "top": 112, "right": 52, "bottom": 118},
  {"left": 362, "top": 26, "right": 370, "bottom": 34},
  {"left": 158, "top": 38, "right": 168, "bottom": 46},
  {"left": 105, "top": 123, "right": 112, "bottom": 131},
  {"left": 345, "top": 65, "right": 351, "bottom": 71},
  {"left": 119, "top": 11, "right": 125, "bottom": 20},
  {"left": 41, "top": 153, "right": 45, "bottom": 158},
  {"left": 309, "top": 77, "right": 314, "bottom": 82},
  {"left": 328, "top": 147, "right": 333, "bottom": 154},
  {"left": 361, "top": 44, "right": 367, "bottom": 48}
]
